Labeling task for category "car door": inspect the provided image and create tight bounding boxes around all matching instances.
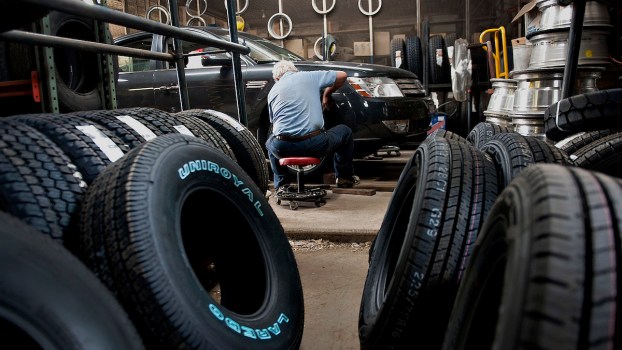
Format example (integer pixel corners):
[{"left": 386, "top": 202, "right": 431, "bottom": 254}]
[
  {"left": 154, "top": 34, "right": 245, "bottom": 116},
  {"left": 115, "top": 33, "right": 158, "bottom": 109}
]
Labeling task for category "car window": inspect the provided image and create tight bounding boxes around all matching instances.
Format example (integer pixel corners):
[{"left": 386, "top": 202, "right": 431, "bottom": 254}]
[
  {"left": 164, "top": 38, "right": 231, "bottom": 69},
  {"left": 207, "top": 31, "right": 305, "bottom": 63},
  {"left": 117, "top": 37, "right": 153, "bottom": 72}
]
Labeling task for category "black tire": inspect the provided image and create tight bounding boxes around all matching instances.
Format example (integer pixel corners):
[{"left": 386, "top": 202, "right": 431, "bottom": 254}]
[
  {"left": 48, "top": 11, "right": 103, "bottom": 112},
  {"left": 442, "top": 164, "right": 622, "bottom": 350},
  {"left": 544, "top": 88, "right": 622, "bottom": 141},
  {"left": 185, "top": 109, "right": 270, "bottom": 194},
  {"left": 359, "top": 137, "right": 498, "bottom": 350},
  {"left": 427, "top": 128, "right": 469, "bottom": 143},
  {"left": 390, "top": 37, "right": 407, "bottom": 69},
  {"left": 481, "top": 132, "right": 572, "bottom": 191},
  {"left": 78, "top": 133, "right": 304, "bottom": 349},
  {"left": 11, "top": 113, "right": 130, "bottom": 184},
  {"left": 0, "top": 211, "right": 144, "bottom": 350},
  {"left": 467, "top": 122, "right": 513, "bottom": 149},
  {"left": 0, "top": 119, "right": 85, "bottom": 245},
  {"left": 428, "top": 35, "right": 450, "bottom": 84},
  {"left": 554, "top": 129, "right": 620, "bottom": 155},
  {"left": 69, "top": 107, "right": 238, "bottom": 162},
  {"left": 405, "top": 35, "right": 423, "bottom": 79},
  {"left": 571, "top": 131, "right": 622, "bottom": 178}
]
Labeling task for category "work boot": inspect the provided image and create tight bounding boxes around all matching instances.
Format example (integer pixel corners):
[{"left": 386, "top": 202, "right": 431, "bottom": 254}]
[{"left": 336, "top": 175, "right": 360, "bottom": 188}]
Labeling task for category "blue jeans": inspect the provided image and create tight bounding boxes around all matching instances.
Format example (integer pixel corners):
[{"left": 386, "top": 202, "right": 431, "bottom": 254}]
[{"left": 265, "top": 124, "right": 355, "bottom": 189}]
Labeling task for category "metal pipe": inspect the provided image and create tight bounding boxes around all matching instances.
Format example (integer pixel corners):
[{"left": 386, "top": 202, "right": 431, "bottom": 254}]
[
  {"left": 169, "top": 0, "right": 190, "bottom": 111},
  {"left": 18, "top": 0, "right": 249, "bottom": 54},
  {"left": 0, "top": 30, "right": 174, "bottom": 61},
  {"left": 465, "top": 0, "right": 470, "bottom": 42},
  {"left": 225, "top": 0, "right": 248, "bottom": 126},
  {"left": 323, "top": 0, "right": 328, "bottom": 61},
  {"left": 416, "top": 0, "right": 421, "bottom": 37},
  {"left": 368, "top": 0, "right": 374, "bottom": 63},
  {"left": 561, "top": 0, "right": 586, "bottom": 99}
]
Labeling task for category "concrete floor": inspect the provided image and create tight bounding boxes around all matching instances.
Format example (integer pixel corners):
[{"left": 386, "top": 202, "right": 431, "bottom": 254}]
[{"left": 268, "top": 149, "right": 414, "bottom": 350}]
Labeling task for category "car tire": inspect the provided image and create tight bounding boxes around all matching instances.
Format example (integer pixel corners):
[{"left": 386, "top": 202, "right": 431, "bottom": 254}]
[
  {"left": 428, "top": 35, "right": 450, "bottom": 84},
  {"left": 427, "top": 128, "right": 469, "bottom": 143},
  {"left": 78, "top": 133, "right": 304, "bottom": 349},
  {"left": 359, "top": 136, "right": 498, "bottom": 350},
  {"left": 405, "top": 35, "right": 423, "bottom": 79},
  {"left": 554, "top": 129, "right": 620, "bottom": 155},
  {"left": 442, "top": 164, "right": 622, "bottom": 350},
  {"left": 480, "top": 132, "right": 571, "bottom": 190},
  {"left": 11, "top": 113, "right": 129, "bottom": 184},
  {"left": 466, "top": 121, "right": 513, "bottom": 149},
  {"left": 0, "top": 119, "right": 85, "bottom": 245},
  {"left": 48, "top": 11, "right": 103, "bottom": 112},
  {"left": 570, "top": 131, "right": 622, "bottom": 178},
  {"left": 0, "top": 211, "right": 145, "bottom": 350},
  {"left": 543, "top": 88, "right": 622, "bottom": 141},
  {"left": 186, "top": 109, "right": 270, "bottom": 194},
  {"left": 390, "top": 37, "right": 407, "bottom": 68}
]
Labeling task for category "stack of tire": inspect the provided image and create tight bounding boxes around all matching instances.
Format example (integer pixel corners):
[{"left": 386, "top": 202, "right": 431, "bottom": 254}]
[
  {"left": 359, "top": 85, "right": 622, "bottom": 350},
  {"left": 389, "top": 33, "right": 453, "bottom": 85},
  {"left": 0, "top": 107, "right": 305, "bottom": 349}
]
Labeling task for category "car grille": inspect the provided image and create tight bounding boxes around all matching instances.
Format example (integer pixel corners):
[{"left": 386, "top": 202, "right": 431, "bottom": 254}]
[{"left": 395, "top": 78, "right": 426, "bottom": 97}]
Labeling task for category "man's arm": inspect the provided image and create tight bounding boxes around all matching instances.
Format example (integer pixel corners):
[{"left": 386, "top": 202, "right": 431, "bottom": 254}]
[{"left": 322, "top": 71, "right": 347, "bottom": 110}]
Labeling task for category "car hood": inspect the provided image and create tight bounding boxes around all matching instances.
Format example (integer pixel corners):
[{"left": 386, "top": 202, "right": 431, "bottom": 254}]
[{"left": 293, "top": 60, "right": 418, "bottom": 79}]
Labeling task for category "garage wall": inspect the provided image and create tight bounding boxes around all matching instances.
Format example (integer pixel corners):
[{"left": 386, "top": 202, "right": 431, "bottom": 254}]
[{"left": 111, "top": 0, "right": 521, "bottom": 64}]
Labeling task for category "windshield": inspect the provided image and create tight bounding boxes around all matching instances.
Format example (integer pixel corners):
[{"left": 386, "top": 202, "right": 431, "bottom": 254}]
[{"left": 209, "top": 30, "right": 306, "bottom": 63}]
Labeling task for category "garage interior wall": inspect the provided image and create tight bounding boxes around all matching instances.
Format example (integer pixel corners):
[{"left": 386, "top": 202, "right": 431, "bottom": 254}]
[{"left": 109, "top": 0, "right": 521, "bottom": 65}]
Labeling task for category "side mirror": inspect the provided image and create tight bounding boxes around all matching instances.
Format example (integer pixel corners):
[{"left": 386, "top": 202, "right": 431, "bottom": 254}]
[{"left": 201, "top": 55, "right": 233, "bottom": 66}]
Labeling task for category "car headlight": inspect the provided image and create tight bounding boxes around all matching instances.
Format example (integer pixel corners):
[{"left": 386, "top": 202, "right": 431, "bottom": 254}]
[{"left": 347, "top": 77, "right": 403, "bottom": 98}]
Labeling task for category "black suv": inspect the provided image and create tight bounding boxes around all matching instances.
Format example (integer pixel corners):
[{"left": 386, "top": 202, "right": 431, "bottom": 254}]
[{"left": 114, "top": 26, "right": 434, "bottom": 157}]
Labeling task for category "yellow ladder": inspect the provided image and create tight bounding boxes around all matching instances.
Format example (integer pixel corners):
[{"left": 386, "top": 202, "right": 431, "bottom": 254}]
[{"left": 479, "top": 26, "right": 509, "bottom": 79}]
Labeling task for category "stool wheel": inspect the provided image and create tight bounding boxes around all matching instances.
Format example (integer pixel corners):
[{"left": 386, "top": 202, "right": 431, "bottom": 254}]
[
  {"left": 315, "top": 198, "right": 326, "bottom": 207},
  {"left": 289, "top": 201, "right": 299, "bottom": 210}
]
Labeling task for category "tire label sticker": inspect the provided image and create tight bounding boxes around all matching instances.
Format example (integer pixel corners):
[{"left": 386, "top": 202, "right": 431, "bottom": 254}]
[
  {"left": 173, "top": 125, "right": 195, "bottom": 136},
  {"left": 209, "top": 304, "right": 290, "bottom": 340},
  {"left": 115, "top": 115, "right": 158, "bottom": 141},
  {"left": 178, "top": 159, "right": 264, "bottom": 216},
  {"left": 75, "top": 125, "right": 125, "bottom": 162},
  {"left": 205, "top": 109, "right": 246, "bottom": 132}
]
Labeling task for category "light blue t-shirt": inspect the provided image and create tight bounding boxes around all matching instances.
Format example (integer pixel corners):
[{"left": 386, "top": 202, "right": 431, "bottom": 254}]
[{"left": 268, "top": 70, "right": 337, "bottom": 137}]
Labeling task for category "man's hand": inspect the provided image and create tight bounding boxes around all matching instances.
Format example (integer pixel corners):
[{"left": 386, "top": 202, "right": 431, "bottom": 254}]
[{"left": 322, "top": 71, "right": 347, "bottom": 111}]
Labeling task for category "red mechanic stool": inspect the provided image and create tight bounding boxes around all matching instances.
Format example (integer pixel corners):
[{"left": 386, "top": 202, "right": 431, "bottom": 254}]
[{"left": 275, "top": 157, "right": 328, "bottom": 210}]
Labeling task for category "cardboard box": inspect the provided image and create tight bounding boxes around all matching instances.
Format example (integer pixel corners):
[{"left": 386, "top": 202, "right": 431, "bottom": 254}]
[
  {"left": 373, "top": 31, "right": 391, "bottom": 56},
  {"left": 284, "top": 39, "right": 306, "bottom": 58},
  {"left": 512, "top": 0, "right": 541, "bottom": 36},
  {"left": 354, "top": 42, "right": 371, "bottom": 56}
]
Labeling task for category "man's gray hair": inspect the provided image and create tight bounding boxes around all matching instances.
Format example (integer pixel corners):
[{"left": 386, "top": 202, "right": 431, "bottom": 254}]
[{"left": 272, "top": 60, "right": 298, "bottom": 80}]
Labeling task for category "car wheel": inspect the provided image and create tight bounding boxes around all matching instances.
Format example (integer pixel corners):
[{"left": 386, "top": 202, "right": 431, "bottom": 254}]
[
  {"left": 442, "top": 164, "right": 622, "bottom": 350},
  {"left": 0, "top": 211, "right": 145, "bottom": 350},
  {"left": 78, "top": 133, "right": 304, "bottom": 349},
  {"left": 359, "top": 136, "right": 498, "bottom": 350}
]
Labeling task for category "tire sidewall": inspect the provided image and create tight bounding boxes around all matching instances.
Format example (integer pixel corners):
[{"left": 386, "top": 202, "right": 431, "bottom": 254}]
[{"left": 139, "top": 140, "right": 303, "bottom": 348}]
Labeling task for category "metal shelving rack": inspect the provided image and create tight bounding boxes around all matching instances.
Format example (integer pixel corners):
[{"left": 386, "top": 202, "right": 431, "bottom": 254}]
[{"left": 0, "top": 0, "right": 252, "bottom": 125}]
